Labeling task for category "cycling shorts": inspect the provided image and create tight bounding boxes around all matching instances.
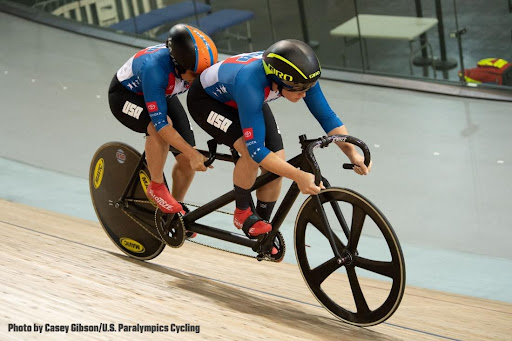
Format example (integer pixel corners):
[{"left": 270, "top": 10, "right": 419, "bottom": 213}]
[
  {"left": 108, "top": 75, "right": 195, "bottom": 149},
  {"left": 186, "top": 77, "right": 283, "bottom": 153}
]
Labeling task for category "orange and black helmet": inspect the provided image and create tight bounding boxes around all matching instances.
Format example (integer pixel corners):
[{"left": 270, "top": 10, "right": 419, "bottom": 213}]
[{"left": 166, "top": 24, "right": 218, "bottom": 76}]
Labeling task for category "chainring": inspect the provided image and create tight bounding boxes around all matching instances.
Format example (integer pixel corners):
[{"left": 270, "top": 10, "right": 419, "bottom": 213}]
[
  {"left": 257, "top": 231, "right": 285, "bottom": 262},
  {"left": 155, "top": 209, "right": 186, "bottom": 248}
]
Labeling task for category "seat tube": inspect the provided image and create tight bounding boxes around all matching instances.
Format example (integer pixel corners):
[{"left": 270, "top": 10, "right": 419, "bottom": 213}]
[{"left": 119, "top": 152, "right": 147, "bottom": 202}]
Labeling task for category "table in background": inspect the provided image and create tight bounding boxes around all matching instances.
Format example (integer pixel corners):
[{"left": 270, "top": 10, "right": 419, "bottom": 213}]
[{"left": 330, "top": 14, "right": 438, "bottom": 74}]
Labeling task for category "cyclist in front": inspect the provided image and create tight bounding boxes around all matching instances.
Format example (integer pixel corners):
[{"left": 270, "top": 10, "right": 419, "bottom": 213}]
[
  {"left": 187, "top": 39, "right": 371, "bottom": 239},
  {"left": 108, "top": 24, "right": 217, "bottom": 215}
]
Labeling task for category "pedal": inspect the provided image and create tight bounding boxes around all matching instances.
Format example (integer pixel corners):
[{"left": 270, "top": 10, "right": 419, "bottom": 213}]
[
  {"left": 185, "top": 231, "right": 197, "bottom": 238},
  {"left": 256, "top": 253, "right": 271, "bottom": 262}
]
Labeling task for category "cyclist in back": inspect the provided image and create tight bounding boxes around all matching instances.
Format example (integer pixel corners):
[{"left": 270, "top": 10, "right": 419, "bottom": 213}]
[
  {"left": 187, "top": 39, "right": 371, "bottom": 239},
  {"left": 108, "top": 24, "right": 217, "bottom": 214}
]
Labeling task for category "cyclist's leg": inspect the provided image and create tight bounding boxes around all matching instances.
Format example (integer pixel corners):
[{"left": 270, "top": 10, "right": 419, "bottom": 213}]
[
  {"left": 144, "top": 118, "right": 184, "bottom": 214},
  {"left": 109, "top": 75, "right": 165, "bottom": 182},
  {"left": 166, "top": 95, "right": 197, "bottom": 202},
  {"left": 231, "top": 138, "right": 271, "bottom": 236},
  {"left": 171, "top": 154, "right": 194, "bottom": 202},
  {"left": 187, "top": 77, "right": 259, "bottom": 190},
  {"left": 187, "top": 78, "right": 269, "bottom": 236},
  {"left": 232, "top": 103, "right": 284, "bottom": 198},
  {"left": 255, "top": 104, "right": 284, "bottom": 221},
  {"left": 108, "top": 75, "right": 181, "bottom": 213},
  {"left": 145, "top": 121, "right": 169, "bottom": 184},
  {"left": 232, "top": 137, "right": 259, "bottom": 189}
]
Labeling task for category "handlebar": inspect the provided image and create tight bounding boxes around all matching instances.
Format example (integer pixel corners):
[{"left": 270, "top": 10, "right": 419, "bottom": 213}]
[
  {"left": 171, "top": 135, "right": 370, "bottom": 180},
  {"left": 203, "top": 139, "right": 217, "bottom": 167},
  {"left": 302, "top": 134, "right": 371, "bottom": 186},
  {"left": 168, "top": 139, "right": 218, "bottom": 167}
]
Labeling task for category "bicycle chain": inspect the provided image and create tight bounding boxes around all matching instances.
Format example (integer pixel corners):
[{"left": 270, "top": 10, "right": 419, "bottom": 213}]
[
  {"left": 181, "top": 201, "right": 233, "bottom": 216},
  {"left": 186, "top": 234, "right": 285, "bottom": 262},
  {"left": 181, "top": 202, "right": 286, "bottom": 262},
  {"left": 123, "top": 199, "right": 285, "bottom": 262}
]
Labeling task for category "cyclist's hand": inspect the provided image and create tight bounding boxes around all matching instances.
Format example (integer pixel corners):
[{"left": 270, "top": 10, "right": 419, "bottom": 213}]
[
  {"left": 349, "top": 153, "right": 372, "bottom": 175},
  {"left": 189, "top": 152, "right": 213, "bottom": 172},
  {"left": 296, "top": 170, "right": 325, "bottom": 195}
]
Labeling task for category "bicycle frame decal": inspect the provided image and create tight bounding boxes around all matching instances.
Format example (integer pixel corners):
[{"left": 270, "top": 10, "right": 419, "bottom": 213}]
[
  {"left": 331, "top": 136, "right": 347, "bottom": 143},
  {"left": 93, "top": 158, "right": 104, "bottom": 189},
  {"left": 120, "top": 237, "right": 146, "bottom": 253},
  {"left": 139, "top": 170, "right": 157, "bottom": 208},
  {"left": 138, "top": 170, "right": 150, "bottom": 195},
  {"left": 116, "top": 149, "right": 126, "bottom": 164}
]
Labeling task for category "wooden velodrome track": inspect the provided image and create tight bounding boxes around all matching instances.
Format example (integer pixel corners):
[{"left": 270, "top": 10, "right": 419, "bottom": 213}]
[{"left": 1, "top": 199, "right": 510, "bottom": 340}]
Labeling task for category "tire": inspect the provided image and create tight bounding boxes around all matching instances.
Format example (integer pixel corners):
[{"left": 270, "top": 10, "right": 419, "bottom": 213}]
[
  {"left": 294, "top": 187, "right": 405, "bottom": 326},
  {"left": 89, "top": 142, "right": 164, "bottom": 260}
]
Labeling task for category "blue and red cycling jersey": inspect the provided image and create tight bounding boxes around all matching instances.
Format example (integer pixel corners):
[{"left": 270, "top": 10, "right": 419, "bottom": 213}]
[
  {"left": 116, "top": 44, "right": 189, "bottom": 132},
  {"left": 200, "top": 51, "right": 343, "bottom": 163}
]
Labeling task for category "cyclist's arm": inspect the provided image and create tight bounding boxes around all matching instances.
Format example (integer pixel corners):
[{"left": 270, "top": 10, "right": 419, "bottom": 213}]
[
  {"left": 302, "top": 83, "right": 352, "bottom": 154},
  {"left": 303, "top": 83, "right": 343, "bottom": 133},
  {"left": 259, "top": 153, "right": 323, "bottom": 194},
  {"left": 235, "top": 103, "right": 314, "bottom": 190},
  {"left": 153, "top": 123, "right": 197, "bottom": 156},
  {"left": 328, "top": 125, "right": 357, "bottom": 156},
  {"left": 141, "top": 66, "right": 204, "bottom": 167},
  {"left": 233, "top": 76, "right": 271, "bottom": 163},
  {"left": 304, "top": 82, "right": 370, "bottom": 175},
  {"left": 233, "top": 78, "right": 321, "bottom": 193}
]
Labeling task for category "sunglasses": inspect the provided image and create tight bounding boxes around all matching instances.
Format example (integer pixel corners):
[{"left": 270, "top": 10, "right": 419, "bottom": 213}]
[{"left": 281, "top": 80, "right": 317, "bottom": 92}]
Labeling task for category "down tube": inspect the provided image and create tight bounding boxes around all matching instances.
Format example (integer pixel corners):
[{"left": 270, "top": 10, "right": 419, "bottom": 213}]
[{"left": 184, "top": 154, "right": 304, "bottom": 225}]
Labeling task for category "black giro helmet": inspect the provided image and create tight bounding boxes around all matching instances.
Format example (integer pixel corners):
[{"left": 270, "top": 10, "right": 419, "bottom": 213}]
[
  {"left": 166, "top": 24, "right": 217, "bottom": 76},
  {"left": 262, "top": 39, "right": 321, "bottom": 92}
]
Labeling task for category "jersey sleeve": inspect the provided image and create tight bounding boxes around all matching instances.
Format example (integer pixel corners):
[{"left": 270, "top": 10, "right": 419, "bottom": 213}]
[
  {"left": 232, "top": 73, "right": 270, "bottom": 163},
  {"left": 303, "top": 82, "right": 343, "bottom": 133},
  {"left": 140, "top": 63, "right": 169, "bottom": 132}
]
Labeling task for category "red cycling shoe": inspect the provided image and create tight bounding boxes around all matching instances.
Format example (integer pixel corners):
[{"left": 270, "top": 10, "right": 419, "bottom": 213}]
[
  {"left": 234, "top": 207, "right": 272, "bottom": 238},
  {"left": 146, "top": 181, "right": 183, "bottom": 214}
]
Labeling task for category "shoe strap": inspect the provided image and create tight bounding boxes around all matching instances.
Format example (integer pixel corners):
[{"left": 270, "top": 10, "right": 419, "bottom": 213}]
[{"left": 241, "top": 214, "right": 265, "bottom": 239}]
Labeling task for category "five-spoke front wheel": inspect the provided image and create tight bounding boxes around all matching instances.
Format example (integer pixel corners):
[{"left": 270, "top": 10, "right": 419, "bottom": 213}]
[{"left": 294, "top": 187, "right": 405, "bottom": 326}]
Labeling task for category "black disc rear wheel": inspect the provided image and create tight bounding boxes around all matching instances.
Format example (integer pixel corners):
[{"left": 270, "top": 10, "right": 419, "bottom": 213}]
[
  {"left": 89, "top": 142, "right": 165, "bottom": 260},
  {"left": 294, "top": 187, "right": 405, "bottom": 326}
]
